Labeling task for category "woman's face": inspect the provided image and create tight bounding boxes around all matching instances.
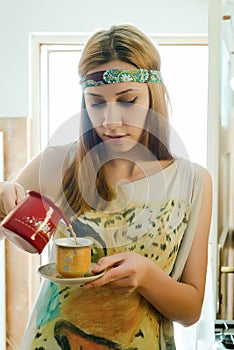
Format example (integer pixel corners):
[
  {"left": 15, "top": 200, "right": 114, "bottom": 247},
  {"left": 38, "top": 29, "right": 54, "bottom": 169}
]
[{"left": 84, "top": 60, "right": 150, "bottom": 153}]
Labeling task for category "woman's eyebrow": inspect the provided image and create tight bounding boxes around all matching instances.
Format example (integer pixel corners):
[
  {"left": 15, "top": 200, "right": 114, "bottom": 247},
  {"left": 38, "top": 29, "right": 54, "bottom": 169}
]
[
  {"left": 85, "top": 89, "right": 138, "bottom": 97},
  {"left": 84, "top": 92, "right": 103, "bottom": 97},
  {"left": 116, "top": 89, "right": 138, "bottom": 96}
]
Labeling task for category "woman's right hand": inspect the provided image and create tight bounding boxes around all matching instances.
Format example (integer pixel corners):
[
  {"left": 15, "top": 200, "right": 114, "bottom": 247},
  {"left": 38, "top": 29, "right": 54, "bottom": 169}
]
[{"left": 0, "top": 181, "right": 26, "bottom": 218}]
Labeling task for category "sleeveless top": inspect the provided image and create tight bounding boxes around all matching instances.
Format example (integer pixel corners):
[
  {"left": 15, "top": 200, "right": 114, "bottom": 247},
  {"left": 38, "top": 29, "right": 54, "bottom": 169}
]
[{"left": 20, "top": 156, "right": 204, "bottom": 350}]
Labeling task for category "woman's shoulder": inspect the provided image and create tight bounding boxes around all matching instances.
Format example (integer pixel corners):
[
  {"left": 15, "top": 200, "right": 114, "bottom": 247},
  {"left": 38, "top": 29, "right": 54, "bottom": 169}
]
[
  {"left": 27, "top": 142, "right": 77, "bottom": 200},
  {"left": 173, "top": 158, "right": 212, "bottom": 198},
  {"left": 43, "top": 142, "right": 76, "bottom": 157},
  {"left": 174, "top": 157, "right": 209, "bottom": 178},
  {"left": 40, "top": 142, "right": 77, "bottom": 167}
]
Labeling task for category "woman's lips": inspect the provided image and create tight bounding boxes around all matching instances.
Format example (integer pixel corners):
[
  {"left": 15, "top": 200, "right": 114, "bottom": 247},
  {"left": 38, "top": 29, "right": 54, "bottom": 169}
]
[
  {"left": 105, "top": 134, "right": 127, "bottom": 139},
  {"left": 104, "top": 134, "right": 128, "bottom": 143}
]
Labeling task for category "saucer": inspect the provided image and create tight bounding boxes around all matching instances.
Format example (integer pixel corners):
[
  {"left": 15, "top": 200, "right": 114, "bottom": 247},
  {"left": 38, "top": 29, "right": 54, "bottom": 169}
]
[{"left": 37, "top": 262, "right": 105, "bottom": 285}]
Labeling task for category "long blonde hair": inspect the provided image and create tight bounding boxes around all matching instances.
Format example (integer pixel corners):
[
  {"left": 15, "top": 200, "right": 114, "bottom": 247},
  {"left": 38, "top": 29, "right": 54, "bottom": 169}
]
[{"left": 61, "top": 24, "right": 172, "bottom": 216}]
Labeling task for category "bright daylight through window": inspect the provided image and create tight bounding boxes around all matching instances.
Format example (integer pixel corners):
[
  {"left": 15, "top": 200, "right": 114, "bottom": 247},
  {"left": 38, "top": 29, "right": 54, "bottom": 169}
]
[{"left": 40, "top": 42, "right": 208, "bottom": 166}]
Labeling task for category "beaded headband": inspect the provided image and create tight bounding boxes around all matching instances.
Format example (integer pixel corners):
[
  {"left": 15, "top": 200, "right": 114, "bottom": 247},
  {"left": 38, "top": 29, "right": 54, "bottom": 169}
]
[{"left": 80, "top": 68, "right": 163, "bottom": 90}]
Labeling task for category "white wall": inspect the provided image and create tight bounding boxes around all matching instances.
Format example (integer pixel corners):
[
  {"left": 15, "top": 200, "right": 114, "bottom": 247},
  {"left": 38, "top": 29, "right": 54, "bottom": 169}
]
[{"left": 0, "top": 0, "right": 208, "bottom": 117}]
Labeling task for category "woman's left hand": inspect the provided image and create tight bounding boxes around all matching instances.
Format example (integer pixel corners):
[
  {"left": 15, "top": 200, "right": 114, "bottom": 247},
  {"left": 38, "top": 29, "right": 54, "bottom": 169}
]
[{"left": 84, "top": 252, "right": 150, "bottom": 293}]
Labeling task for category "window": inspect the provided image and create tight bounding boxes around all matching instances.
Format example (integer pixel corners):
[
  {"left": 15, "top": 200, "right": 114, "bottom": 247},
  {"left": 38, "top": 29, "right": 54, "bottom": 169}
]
[
  {"left": 160, "top": 44, "right": 208, "bottom": 166},
  {"left": 31, "top": 35, "right": 208, "bottom": 262},
  {"left": 35, "top": 35, "right": 208, "bottom": 166},
  {"left": 40, "top": 45, "right": 83, "bottom": 147},
  {"left": 33, "top": 35, "right": 208, "bottom": 268}
]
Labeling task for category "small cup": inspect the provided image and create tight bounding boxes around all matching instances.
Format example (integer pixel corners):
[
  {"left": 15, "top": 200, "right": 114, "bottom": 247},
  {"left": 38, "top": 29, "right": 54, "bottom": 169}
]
[{"left": 55, "top": 237, "right": 93, "bottom": 278}]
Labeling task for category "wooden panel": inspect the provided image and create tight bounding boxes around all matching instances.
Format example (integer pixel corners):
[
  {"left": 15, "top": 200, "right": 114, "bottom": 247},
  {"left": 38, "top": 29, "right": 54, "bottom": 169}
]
[{"left": 0, "top": 118, "right": 30, "bottom": 349}]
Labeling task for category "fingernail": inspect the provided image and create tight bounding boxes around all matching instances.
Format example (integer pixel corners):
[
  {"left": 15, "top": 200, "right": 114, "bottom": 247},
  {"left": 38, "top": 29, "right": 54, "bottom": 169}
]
[
  {"left": 91, "top": 265, "right": 100, "bottom": 272},
  {"left": 93, "top": 263, "right": 100, "bottom": 269}
]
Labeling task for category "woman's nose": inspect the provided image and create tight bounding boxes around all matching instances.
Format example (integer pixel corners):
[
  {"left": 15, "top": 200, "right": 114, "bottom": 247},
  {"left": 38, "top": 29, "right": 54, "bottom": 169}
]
[{"left": 102, "top": 103, "right": 123, "bottom": 128}]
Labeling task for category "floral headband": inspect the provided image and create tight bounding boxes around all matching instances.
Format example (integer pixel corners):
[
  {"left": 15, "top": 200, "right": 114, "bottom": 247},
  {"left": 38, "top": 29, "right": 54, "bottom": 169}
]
[{"left": 80, "top": 68, "right": 163, "bottom": 90}]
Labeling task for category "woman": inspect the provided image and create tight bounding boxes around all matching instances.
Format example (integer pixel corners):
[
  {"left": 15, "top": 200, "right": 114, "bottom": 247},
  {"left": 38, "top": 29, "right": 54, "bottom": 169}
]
[{"left": 0, "top": 24, "right": 212, "bottom": 349}]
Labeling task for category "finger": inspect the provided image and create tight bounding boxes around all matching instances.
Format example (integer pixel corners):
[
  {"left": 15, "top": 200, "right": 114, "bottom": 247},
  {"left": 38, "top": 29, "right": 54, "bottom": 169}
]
[
  {"left": 85, "top": 274, "right": 137, "bottom": 293},
  {"left": 104, "top": 278, "right": 137, "bottom": 293},
  {"left": 92, "top": 253, "right": 125, "bottom": 273},
  {"left": 14, "top": 183, "right": 26, "bottom": 205},
  {"left": 101, "top": 276, "right": 131, "bottom": 288},
  {"left": 1, "top": 182, "right": 25, "bottom": 213},
  {"left": 85, "top": 264, "right": 128, "bottom": 289},
  {"left": 0, "top": 183, "right": 17, "bottom": 213}
]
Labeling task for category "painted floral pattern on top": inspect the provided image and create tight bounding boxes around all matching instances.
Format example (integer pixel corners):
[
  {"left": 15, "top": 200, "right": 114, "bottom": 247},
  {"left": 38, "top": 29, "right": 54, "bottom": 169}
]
[{"left": 30, "top": 198, "right": 190, "bottom": 350}]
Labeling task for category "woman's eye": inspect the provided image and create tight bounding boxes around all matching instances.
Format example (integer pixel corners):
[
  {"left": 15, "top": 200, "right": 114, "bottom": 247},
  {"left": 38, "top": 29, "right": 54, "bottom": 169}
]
[
  {"left": 91, "top": 102, "right": 106, "bottom": 108},
  {"left": 90, "top": 97, "right": 137, "bottom": 108},
  {"left": 118, "top": 97, "right": 138, "bottom": 106}
]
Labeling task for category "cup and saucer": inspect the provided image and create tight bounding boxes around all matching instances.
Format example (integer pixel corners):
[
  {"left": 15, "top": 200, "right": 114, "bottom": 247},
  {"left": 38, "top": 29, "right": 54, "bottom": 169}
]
[
  {"left": 37, "top": 262, "right": 105, "bottom": 285},
  {"left": 0, "top": 190, "right": 105, "bottom": 285},
  {"left": 37, "top": 237, "right": 105, "bottom": 285}
]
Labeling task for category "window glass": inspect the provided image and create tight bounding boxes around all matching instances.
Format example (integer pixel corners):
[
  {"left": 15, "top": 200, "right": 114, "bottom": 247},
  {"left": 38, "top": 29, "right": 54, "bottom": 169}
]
[
  {"left": 40, "top": 43, "right": 208, "bottom": 165},
  {"left": 160, "top": 45, "right": 208, "bottom": 166}
]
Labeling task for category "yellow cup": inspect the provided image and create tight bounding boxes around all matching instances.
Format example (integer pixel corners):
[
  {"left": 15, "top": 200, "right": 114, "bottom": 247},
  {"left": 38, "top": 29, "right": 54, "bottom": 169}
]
[{"left": 55, "top": 237, "right": 93, "bottom": 278}]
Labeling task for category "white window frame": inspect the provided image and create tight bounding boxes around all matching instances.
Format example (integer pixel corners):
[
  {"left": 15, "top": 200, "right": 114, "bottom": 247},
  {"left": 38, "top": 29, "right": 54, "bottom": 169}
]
[
  {"left": 29, "top": 32, "right": 208, "bottom": 155},
  {"left": 29, "top": 33, "right": 90, "bottom": 156}
]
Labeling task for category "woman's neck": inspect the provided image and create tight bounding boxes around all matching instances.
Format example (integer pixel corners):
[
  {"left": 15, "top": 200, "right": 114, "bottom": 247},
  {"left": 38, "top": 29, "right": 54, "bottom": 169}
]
[{"left": 104, "top": 158, "right": 174, "bottom": 186}]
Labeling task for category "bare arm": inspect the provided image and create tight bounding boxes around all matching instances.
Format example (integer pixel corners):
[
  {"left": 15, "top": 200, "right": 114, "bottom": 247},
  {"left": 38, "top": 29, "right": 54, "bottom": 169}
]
[
  {"left": 85, "top": 168, "right": 212, "bottom": 327},
  {"left": 137, "top": 168, "right": 212, "bottom": 325}
]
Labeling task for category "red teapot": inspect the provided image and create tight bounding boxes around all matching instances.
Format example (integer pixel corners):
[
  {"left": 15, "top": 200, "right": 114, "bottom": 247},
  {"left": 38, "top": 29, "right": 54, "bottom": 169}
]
[{"left": 0, "top": 190, "right": 69, "bottom": 254}]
